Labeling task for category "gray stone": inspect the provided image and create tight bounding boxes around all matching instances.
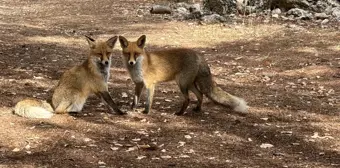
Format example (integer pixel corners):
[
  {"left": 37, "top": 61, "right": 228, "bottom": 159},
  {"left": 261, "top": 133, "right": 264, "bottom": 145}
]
[
  {"left": 272, "top": 13, "right": 279, "bottom": 18},
  {"left": 201, "top": 14, "right": 227, "bottom": 24},
  {"left": 172, "top": 7, "right": 190, "bottom": 20},
  {"left": 287, "top": 8, "right": 312, "bottom": 20},
  {"left": 326, "top": 0, "right": 340, "bottom": 7},
  {"left": 321, "top": 19, "right": 329, "bottom": 24},
  {"left": 315, "top": 0, "right": 329, "bottom": 12},
  {"left": 173, "top": 2, "right": 191, "bottom": 9},
  {"left": 186, "top": 10, "right": 203, "bottom": 19},
  {"left": 176, "top": 7, "right": 189, "bottom": 15},
  {"left": 189, "top": 3, "right": 201, "bottom": 13},
  {"left": 137, "top": 9, "right": 144, "bottom": 15},
  {"left": 272, "top": 8, "right": 282, "bottom": 15},
  {"left": 203, "top": 0, "right": 237, "bottom": 15},
  {"left": 325, "top": 5, "right": 333, "bottom": 15},
  {"left": 315, "top": 12, "right": 329, "bottom": 19},
  {"left": 270, "top": 0, "right": 310, "bottom": 10},
  {"left": 332, "top": 7, "right": 340, "bottom": 20},
  {"left": 150, "top": 5, "right": 172, "bottom": 14}
]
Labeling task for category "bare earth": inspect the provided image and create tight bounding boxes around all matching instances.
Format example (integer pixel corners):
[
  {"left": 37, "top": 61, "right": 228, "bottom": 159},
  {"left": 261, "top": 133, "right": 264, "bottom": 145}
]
[{"left": 0, "top": 0, "right": 339, "bottom": 167}]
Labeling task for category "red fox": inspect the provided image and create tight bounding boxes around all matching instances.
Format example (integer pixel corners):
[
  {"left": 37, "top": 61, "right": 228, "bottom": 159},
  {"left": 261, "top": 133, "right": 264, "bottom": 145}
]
[
  {"left": 118, "top": 35, "right": 248, "bottom": 115},
  {"left": 14, "top": 35, "right": 125, "bottom": 118}
]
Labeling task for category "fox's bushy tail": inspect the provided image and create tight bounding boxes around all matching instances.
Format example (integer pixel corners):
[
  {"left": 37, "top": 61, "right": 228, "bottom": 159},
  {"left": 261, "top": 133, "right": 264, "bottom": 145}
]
[
  {"left": 195, "top": 61, "right": 248, "bottom": 113},
  {"left": 14, "top": 99, "right": 54, "bottom": 119}
]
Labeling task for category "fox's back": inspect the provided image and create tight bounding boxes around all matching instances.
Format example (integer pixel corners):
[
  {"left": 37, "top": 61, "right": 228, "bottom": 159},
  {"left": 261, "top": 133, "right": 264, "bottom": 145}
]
[{"left": 144, "top": 48, "right": 201, "bottom": 82}]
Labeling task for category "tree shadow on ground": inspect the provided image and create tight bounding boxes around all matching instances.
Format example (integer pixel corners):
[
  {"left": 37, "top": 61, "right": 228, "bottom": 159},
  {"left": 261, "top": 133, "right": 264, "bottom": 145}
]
[{"left": 1, "top": 25, "right": 340, "bottom": 167}]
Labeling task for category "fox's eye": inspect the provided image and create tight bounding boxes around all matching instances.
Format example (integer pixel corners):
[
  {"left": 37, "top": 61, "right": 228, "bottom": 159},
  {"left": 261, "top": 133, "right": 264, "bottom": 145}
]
[
  {"left": 97, "top": 53, "right": 103, "bottom": 56},
  {"left": 106, "top": 52, "right": 111, "bottom": 56}
]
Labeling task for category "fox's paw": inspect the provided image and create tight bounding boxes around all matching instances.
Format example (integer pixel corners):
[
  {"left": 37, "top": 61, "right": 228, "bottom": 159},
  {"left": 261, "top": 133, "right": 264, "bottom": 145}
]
[
  {"left": 192, "top": 106, "right": 201, "bottom": 113},
  {"left": 130, "top": 102, "right": 137, "bottom": 110},
  {"left": 174, "top": 111, "right": 184, "bottom": 116},
  {"left": 116, "top": 109, "right": 127, "bottom": 115},
  {"left": 142, "top": 109, "right": 149, "bottom": 114}
]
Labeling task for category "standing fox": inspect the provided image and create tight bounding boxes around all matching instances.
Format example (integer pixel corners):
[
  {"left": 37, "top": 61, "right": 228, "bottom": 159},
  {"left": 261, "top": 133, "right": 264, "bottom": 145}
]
[
  {"left": 14, "top": 36, "right": 125, "bottom": 118},
  {"left": 118, "top": 35, "right": 248, "bottom": 115}
]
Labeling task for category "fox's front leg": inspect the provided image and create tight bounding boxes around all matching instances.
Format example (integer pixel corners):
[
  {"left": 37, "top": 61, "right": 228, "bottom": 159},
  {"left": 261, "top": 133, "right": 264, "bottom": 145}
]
[
  {"left": 143, "top": 84, "right": 155, "bottom": 114},
  {"left": 131, "top": 82, "right": 144, "bottom": 109},
  {"left": 97, "top": 91, "right": 126, "bottom": 115}
]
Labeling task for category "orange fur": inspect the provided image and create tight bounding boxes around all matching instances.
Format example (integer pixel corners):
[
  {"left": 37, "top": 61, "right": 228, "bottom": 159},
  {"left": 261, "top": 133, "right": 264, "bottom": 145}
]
[
  {"left": 14, "top": 36, "right": 125, "bottom": 118},
  {"left": 119, "top": 35, "right": 248, "bottom": 115}
]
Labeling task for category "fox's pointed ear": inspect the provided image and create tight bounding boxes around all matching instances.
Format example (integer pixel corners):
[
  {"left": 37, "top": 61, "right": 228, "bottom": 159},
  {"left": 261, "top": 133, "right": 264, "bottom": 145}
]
[
  {"left": 137, "top": 35, "right": 146, "bottom": 48},
  {"left": 106, "top": 36, "right": 118, "bottom": 48},
  {"left": 119, "top": 36, "right": 128, "bottom": 49},
  {"left": 85, "top": 35, "right": 96, "bottom": 49}
]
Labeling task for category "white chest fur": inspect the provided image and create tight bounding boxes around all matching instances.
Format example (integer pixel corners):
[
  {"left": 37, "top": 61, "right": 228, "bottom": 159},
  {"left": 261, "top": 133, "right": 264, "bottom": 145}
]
[
  {"left": 126, "top": 56, "right": 144, "bottom": 83},
  {"left": 95, "top": 59, "right": 111, "bottom": 83}
]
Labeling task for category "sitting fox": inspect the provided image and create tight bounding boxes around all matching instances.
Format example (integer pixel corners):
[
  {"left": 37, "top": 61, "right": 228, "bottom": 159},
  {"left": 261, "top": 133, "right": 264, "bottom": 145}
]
[
  {"left": 118, "top": 35, "right": 248, "bottom": 115},
  {"left": 14, "top": 36, "right": 125, "bottom": 118}
]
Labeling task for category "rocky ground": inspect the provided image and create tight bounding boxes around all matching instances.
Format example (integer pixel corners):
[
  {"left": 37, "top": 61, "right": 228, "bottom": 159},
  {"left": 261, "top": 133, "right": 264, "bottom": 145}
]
[
  {"left": 153, "top": 0, "right": 340, "bottom": 26},
  {"left": 0, "top": 0, "right": 339, "bottom": 168}
]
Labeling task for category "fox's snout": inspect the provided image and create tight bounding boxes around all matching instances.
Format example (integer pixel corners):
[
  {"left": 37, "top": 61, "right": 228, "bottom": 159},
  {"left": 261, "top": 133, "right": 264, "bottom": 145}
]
[
  {"left": 101, "top": 56, "right": 110, "bottom": 66},
  {"left": 103, "top": 60, "right": 109, "bottom": 65},
  {"left": 129, "top": 61, "right": 136, "bottom": 66}
]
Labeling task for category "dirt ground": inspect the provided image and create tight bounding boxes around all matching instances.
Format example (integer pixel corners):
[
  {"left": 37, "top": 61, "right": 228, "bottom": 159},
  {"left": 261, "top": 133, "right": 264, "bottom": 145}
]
[{"left": 0, "top": 0, "right": 339, "bottom": 167}]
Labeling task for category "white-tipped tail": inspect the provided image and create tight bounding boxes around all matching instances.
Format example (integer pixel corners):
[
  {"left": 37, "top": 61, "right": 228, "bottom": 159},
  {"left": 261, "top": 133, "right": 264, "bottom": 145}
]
[
  {"left": 232, "top": 96, "right": 248, "bottom": 113},
  {"left": 14, "top": 99, "right": 54, "bottom": 119},
  {"left": 15, "top": 106, "right": 54, "bottom": 119},
  {"left": 205, "top": 86, "right": 249, "bottom": 113}
]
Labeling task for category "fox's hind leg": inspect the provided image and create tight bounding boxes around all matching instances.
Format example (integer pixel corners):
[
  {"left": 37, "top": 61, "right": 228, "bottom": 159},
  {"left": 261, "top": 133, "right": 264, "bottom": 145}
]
[
  {"left": 66, "top": 98, "right": 86, "bottom": 113},
  {"left": 54, "top": 101, "right": 71, "bottom": 114},
  {"left": 54, "top": 95, "right": 86, "bottom": 115},
  {"left": 190, "top": 84, "right": 203, "bottom": 112},
  {"left": 174, "top": 74, "right": 197, "bottom": 116}
]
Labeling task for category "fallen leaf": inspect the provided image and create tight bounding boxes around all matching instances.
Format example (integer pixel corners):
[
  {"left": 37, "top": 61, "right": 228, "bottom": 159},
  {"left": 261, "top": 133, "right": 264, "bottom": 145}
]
[
  {"left": 280, "top": 131, "right": 293, "bottom": 135},
  {"left": 273, "top": 152, "right": 285, "bottom": 156},
  {"left": 132, "top": 138, "right": 141, "bottom": 142},
  {"left": 260, "top": 143, "right": 274, "bottom": 149},
  {"left": 179, "top": 154, "right": 190, "bottom": 158},
  {"left": 110, "top": 147, "right": 119, "bottom": 151},
  {"left": 121, "top": 92, "right": 128, "bottom": 98},
  {"left": 98, "top": 161, "right": 106, "bottom": 165},
  {"left": 260, "top": 118, "right": 268, "bottom": 121},
  {"left": 137, "top": 155, "right": 147, "bottom": 160},
  {"left": 160, "top": 155, "right": 172, "bottom": 159},
  {"left": 12, "top": 148, "right": 20, "bottom": 152},
  {"left": 24, "top": 145, "right": 31, "bottom": 150},
  {"left": 84, "top": 138, "right": 91, "bottom": 142},
  {"left": 114, "top": 143, "right": 123, "bottom": 147},
  {"left": 177, "top": 141, "right": 185, "bottom": 148},
  {"left": 126, "top": 147, "right": 136, "bottom": 152},
  {"left": 138, "top": 144, "right": 157, "bottom": 151},
  {"left": 292, "top": 143, "right": 300, "bottom": 146},
  {"left": 186, "top": 149, "right": 195, "bottom": 154},
  {"left": 184, "top": 135, "right": 192, "bottom": 139},
  {"left": 311, "top": 132, "right": 334, "bottom": 139},
  {"left": 164, "top": 99, "right": 172, "bottom": 102}
]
